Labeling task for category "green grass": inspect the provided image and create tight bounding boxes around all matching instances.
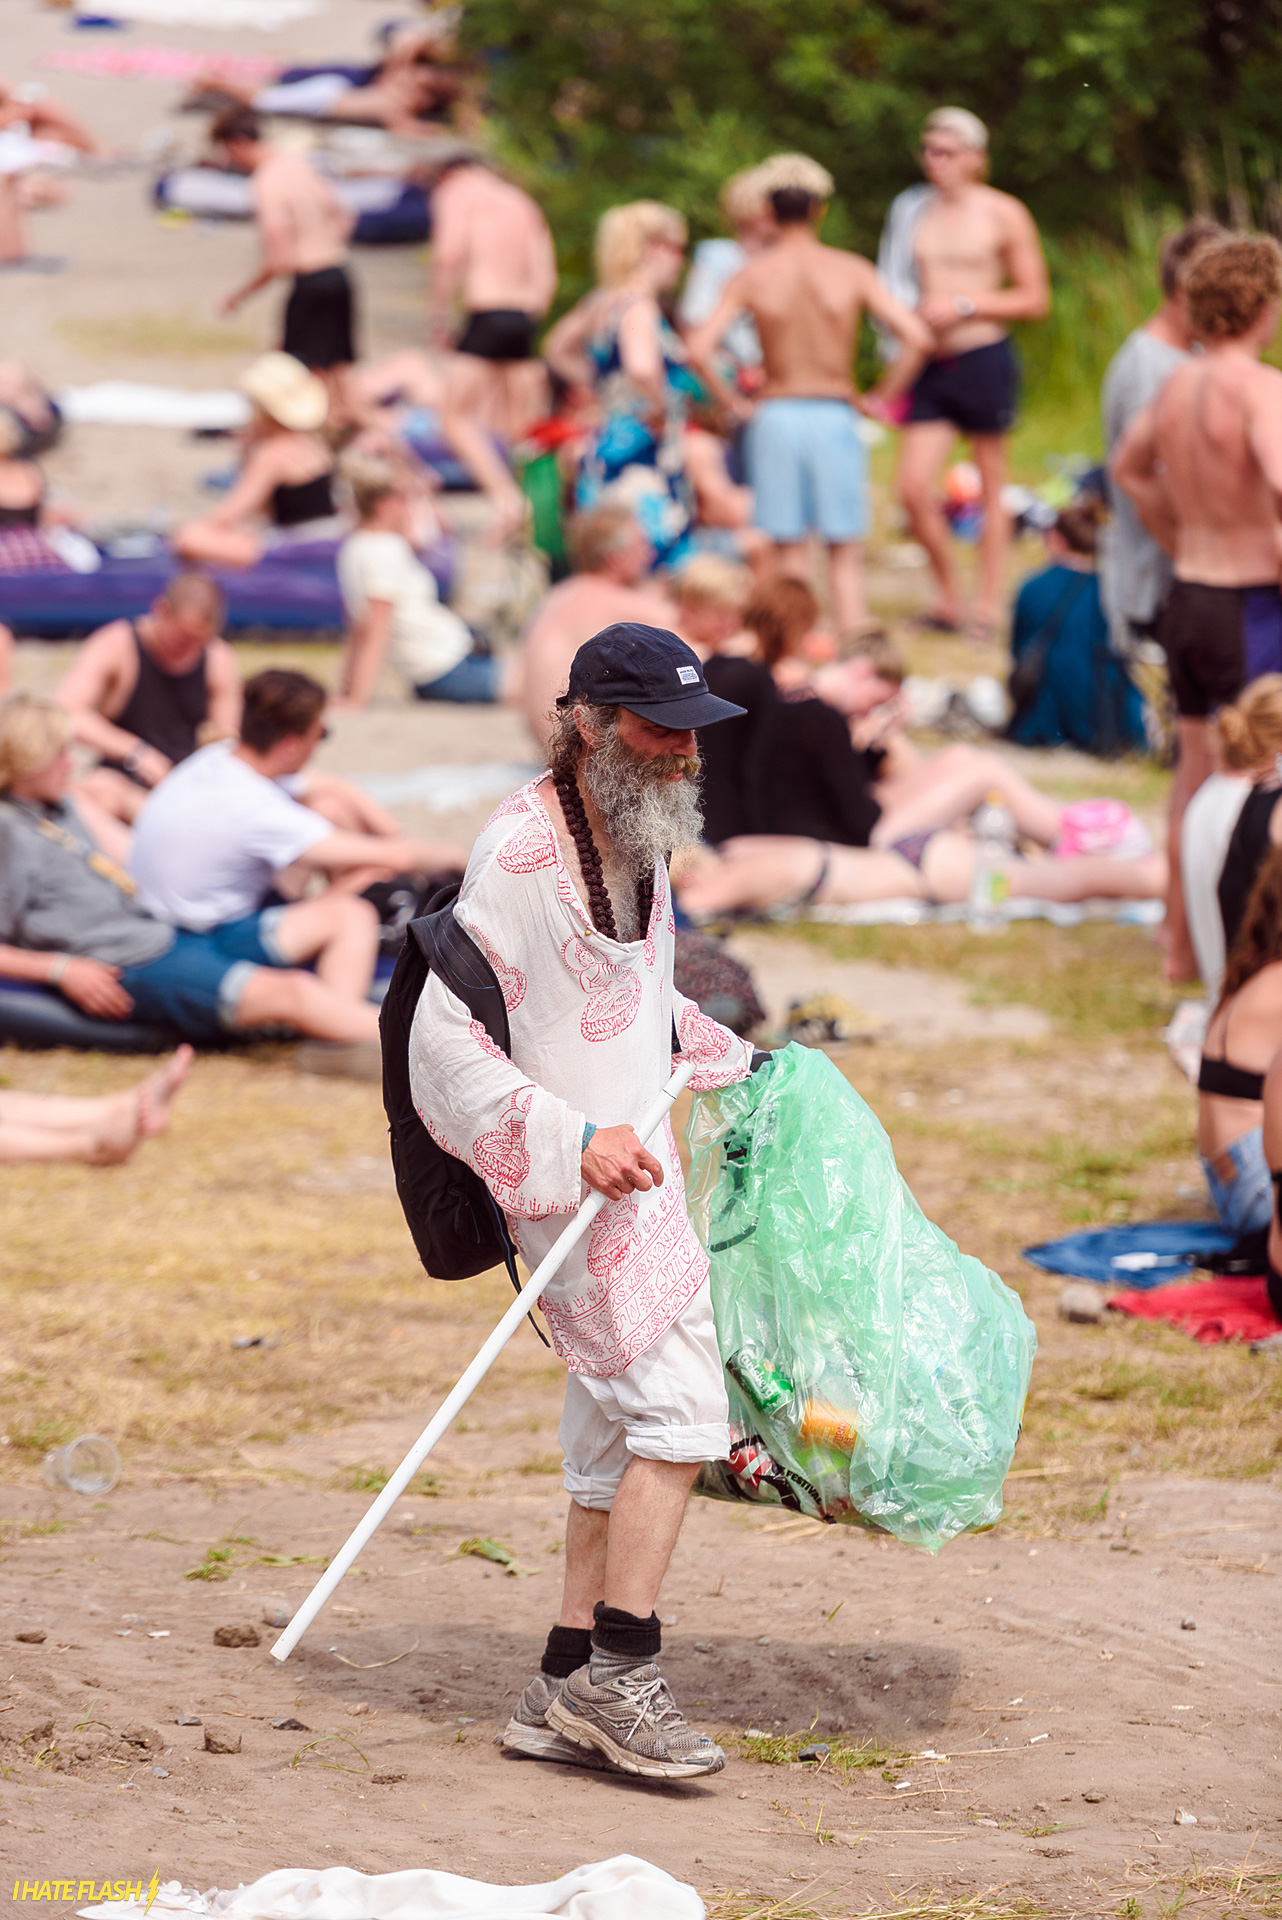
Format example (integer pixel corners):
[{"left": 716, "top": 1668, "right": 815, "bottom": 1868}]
[
  {"left": 731, "top": 1728, "right": 910, "bottom": 1775},
  {"left": 331, "top": 1465, "right": 442, "bottom": 1498},
  {"left": 775, "top": 920, "right": 1183, "bottom": 1039}
]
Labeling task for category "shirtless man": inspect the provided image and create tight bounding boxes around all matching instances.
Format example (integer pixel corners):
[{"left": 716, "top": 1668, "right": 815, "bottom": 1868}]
[
  {"left": 506, "top": 505, "right": 673, "bottom": 751},
  {"left": 688, "top": 152, "right": 930, "bottom": 638},
  {"left": 879, "top": 107, "right": 1050, "bottom": 637},
  {"left": 56, "top": 572, "right": 240, "bottom": 826},
  {"left": 424, "top": 155, "right": 557, "bottom": 538},
  {"left": 213, "top": 107, "right": 357, "bottom": 410},
  {"left": 1113, "top": 234, "right": 1282, "bottom": 981}
]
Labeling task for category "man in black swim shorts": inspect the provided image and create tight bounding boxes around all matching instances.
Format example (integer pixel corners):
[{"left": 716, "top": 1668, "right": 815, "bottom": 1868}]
[
  {"left": 214, "top": 107, "right": 359, "bottom": 405},
  {"left": 1113, "top": 232, "right": 1282, "bottom": 980},
  {"left": 425, "top": 154, "right": 557, "bottom": 537},
  {"left": 876, "top": 107, "right": 1049, "bottom": 638}
]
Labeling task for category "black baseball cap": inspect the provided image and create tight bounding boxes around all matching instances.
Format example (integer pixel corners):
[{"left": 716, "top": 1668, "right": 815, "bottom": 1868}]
[{"left": 556, "top": 623, "right": 746, "bottom": 730}]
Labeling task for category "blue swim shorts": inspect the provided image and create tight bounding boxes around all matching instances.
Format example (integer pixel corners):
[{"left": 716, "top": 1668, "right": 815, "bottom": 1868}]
[
  {"left": 747, "top": 398, "right": 869, "bottom": 543},
  {"left": 117, "top": 909, "right": 291, "bottom": 1043}
]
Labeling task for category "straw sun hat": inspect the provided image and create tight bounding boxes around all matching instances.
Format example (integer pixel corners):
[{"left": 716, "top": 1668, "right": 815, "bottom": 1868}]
[{"left": 239, "top": 351, "right": 328, "bottom": 431}]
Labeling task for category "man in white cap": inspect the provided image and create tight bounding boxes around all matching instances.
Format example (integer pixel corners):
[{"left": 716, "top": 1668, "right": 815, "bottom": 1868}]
[
  {"left": 876, "top": 108, "right": 1050, "bottom": 639},
  {"left": 688, "top": 153, "right": 931, "bottom": 640}
]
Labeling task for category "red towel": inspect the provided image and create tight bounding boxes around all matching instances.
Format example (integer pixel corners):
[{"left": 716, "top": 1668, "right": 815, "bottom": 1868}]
[{"left": 1109, "top": 1276, "right": 1282, "bottom": 1344}]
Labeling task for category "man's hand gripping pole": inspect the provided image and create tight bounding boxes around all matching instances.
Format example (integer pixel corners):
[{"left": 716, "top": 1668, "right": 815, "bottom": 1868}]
[{"left": 271, "top": 1058, "right": 696, "bottom": 1663}]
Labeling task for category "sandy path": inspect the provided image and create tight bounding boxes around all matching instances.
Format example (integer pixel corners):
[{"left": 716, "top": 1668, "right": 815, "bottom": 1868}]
[{"left": 1, "top": 1441, "right": 1278, "bottom": 1909}]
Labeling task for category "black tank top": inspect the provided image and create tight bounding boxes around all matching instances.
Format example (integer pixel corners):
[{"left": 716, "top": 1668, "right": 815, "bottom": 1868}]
[
  {"left": 269, "top": 471, "right": 335, "bottom": 528},
  {"left": 110, "top": 624, "right": 210, "bottom": 769},
  {"left": 1218, "top": 779, "right": 1282, "bottom": 957}
]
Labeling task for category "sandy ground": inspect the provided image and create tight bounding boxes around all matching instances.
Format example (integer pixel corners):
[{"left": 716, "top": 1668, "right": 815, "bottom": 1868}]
[{"left": 2, "top": 1444, "right": 1279, "bottom": 1910}]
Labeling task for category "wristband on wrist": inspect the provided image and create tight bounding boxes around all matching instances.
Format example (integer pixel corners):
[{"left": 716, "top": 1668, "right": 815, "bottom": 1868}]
[
  {"left": 48, "top": 953, "right": 71, "bottom": 987},
  {"left": 951, "top": 293, "right": 977, "bottom": 319},
  {"left": 581, "top": 1122, "right": 596, "bottom": 1153}
]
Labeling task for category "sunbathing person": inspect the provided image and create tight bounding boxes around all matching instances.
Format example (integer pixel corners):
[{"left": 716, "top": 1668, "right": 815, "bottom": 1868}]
[
  {"left": 174, "top": 352, "right": 340, "bottom": 571},
  {"left": 677, "top": 820, "right": 1164, "bottom": 919},
  {"left": 1197, "top": 844, "right": 1282, "bottom": 1236},
  {"left": 0, "top": 696, "right": 382, "bottom": 1047},
  {"left": 0, "top": 78, "right": 100, "bottom": 263},
  {"left": 130, "top": 670, "right": 466, "bottom": 941},
  {"left": 0, "top": 1047, "right": 191, "bottom": 1167},
  {"left": 506, "top": 504, "right": 674, "bottom": 752},
  {"left": 57, "top": 572, "right": 240, "bottom": 825}
]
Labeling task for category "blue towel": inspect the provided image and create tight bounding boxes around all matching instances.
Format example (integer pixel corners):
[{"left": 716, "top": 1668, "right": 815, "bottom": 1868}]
[{"left": 1021, "top": 1221, "right": 1237, "bottom": 1286}]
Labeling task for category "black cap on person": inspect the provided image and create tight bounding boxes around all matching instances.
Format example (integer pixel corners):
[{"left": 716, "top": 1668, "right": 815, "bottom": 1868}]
[{"left": 556, "top": 623, "right": 747, "bottom": 730}]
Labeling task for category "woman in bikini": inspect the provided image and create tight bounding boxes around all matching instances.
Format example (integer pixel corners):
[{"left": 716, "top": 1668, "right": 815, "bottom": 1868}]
[
  {"left": 544, "top": 200, "right": 695, "bottom": 568},
  {"left": 173, "top": 352, "right": 340, "bottom": 571},
  {"left": 1198, "top": 844, "right": 1282, "bottom": 1235}
]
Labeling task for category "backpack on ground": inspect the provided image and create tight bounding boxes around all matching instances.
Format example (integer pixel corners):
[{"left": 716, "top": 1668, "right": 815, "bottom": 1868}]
[{"left": 379, "top": 883, "right": 526, "bottom": 1295}]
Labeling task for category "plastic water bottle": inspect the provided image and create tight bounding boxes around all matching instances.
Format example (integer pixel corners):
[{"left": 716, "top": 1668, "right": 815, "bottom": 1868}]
[
  {"left": 41, "top": 1436, "right": 120, "bottom": 1496},
  {"left": 967, "top": 790, "right": 1015, "bottom": 933}
]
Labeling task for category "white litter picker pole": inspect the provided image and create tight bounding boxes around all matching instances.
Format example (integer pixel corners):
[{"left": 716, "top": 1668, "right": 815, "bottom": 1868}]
[{"left": 272, "top": 1057, "right": 696, "bottom": 1663}]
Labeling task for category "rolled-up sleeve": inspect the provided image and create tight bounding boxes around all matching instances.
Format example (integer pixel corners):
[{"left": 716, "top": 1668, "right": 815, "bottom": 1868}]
[
  {"left": 672, "top": 988, "right": 754, "bottom": 1091},
  {"left": 408, "top": 971, "right": 586, "bottom": 1220}
]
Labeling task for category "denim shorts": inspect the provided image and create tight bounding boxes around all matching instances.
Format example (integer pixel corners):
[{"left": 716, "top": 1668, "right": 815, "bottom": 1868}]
[
  {"left": 414, "top": 649, "right": 501, "bottom": 704},
  {"left": 1201, "top": 1125, "right": 1273, "bottom": 1236},
  {"left": 117, "top": 909, "right": 289, "bottom": 1043},
  {"left": 747, "top": 398, "right": 869, "bottom": 543}
]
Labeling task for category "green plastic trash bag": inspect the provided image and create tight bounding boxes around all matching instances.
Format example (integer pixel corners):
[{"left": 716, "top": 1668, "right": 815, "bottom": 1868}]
[{"left": 685, "top": 1044, "right": 1036, "bottom": 1552}]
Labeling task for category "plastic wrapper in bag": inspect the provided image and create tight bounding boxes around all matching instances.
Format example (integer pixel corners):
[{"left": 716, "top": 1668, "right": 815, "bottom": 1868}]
[{"left": 685, "top": 1044, "right": 1036, "bottom": 1552}]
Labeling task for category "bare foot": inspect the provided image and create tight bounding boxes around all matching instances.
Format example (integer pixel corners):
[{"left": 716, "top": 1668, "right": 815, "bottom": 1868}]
[
  {"left": 87, "top": 1091, "right": 146, "bottom": 1166},
  {"left": 140, "top": 1045, "right": 194, "bottom": 1138}
]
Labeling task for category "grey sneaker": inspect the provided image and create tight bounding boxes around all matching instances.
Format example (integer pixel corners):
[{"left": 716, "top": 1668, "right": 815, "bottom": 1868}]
[
  {"left": 500, "top": 1671, "right": 618, "bottom": 1769},
  {"left": 546, "top": 1660, "right": 726, "bottom": 1779}
]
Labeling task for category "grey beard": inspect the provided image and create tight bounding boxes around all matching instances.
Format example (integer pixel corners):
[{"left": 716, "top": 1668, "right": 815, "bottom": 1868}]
[{"left": 579, "top": 724, "right": 705, "bottom": 888}]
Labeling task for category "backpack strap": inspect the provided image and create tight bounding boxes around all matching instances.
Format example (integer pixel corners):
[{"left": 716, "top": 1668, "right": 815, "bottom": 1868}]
[
  {"left": 409, "top": 897, "right": 549, "bottom": 1346},
  {"left": 1006, "top": 572, "right": 1093, "bottom": 735}
]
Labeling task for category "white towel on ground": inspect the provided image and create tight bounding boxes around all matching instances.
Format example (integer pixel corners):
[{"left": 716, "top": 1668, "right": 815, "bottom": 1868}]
[{"left": 78, "top": 1856, "right": 704, "bottom": 1920}]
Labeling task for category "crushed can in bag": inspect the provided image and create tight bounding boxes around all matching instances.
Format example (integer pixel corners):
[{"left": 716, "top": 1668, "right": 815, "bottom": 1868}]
[{"left": 686, "top": 1044, "right": 1036, "bottom": 1552}]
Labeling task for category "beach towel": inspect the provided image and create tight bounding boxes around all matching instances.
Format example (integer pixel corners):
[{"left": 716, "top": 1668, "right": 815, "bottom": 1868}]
[
  {"left": 78, "top": 0, "right": 323, "bottom": 30},
  {"left": 1022, "top": 1220, "right": 1237, "bottom": 1284},
  {"left": 154, "top": 169, "right": 429, "bottom": 244},
  {"left": 78, "top": 1857, "right": 703, "bottom": 1920},
  {"left": 58, "top": 382, "right": 250, "bottom": 431},
  {"left": 1109, "top": 1275, "right": 1282, "bottom": 1343},
  {"left": 41, "top": 46, "right": 280, "bottom": 83},
  {"left": 0, "top": 537, "right": 453, "bottom": 637}
]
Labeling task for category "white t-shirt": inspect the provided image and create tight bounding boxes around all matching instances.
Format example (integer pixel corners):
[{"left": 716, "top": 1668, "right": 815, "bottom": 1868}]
[
  {"left": 130, "top": 740, "right": 333, "bottom": 931},
  {"left": 337, "top": 529, "right": 472, "bottom": 689}
]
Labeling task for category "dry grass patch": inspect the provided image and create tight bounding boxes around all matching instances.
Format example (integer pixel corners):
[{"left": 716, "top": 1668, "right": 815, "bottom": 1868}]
[{"left": 1, "top": 940, "right": 1277, "bottom": 1520}]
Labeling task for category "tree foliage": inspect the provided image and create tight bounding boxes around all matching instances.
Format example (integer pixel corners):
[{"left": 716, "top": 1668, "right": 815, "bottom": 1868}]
[{"left": 465, "top": 0, "right": 1282, "bottom": 301}]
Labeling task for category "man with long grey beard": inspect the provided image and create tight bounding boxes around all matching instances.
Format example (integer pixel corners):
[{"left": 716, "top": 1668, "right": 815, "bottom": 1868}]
[{"left": 407, "top": 623, "right": 757, "bottom": 1781}]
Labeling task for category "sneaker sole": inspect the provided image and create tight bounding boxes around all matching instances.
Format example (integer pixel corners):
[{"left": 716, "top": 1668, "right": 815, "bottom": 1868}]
[
  {"left": 499, "top": 1716, "right": 619, "bottom": 1770},
  {"left": 545, "top": 1695, "right": 725, "bottom": 1780}
]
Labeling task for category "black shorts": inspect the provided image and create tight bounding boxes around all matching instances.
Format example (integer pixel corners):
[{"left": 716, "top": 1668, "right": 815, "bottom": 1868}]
[
  {"left": 1157, "top": 579, "right": 1282, "bottom": 719},
  {"left": 455, "top": 308, "right": 537, "bottom": 362},
  {"left": 282, "top": 265, "right": 356, "bottom": 370},
  {"left": 907, "top": 337, "right": 1019, "bottom": 437}
]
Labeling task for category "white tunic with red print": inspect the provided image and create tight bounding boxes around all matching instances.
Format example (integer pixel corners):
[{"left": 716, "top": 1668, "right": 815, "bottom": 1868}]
[{"left": 408, "top": 779, "right": 752, "bottom": 1378}]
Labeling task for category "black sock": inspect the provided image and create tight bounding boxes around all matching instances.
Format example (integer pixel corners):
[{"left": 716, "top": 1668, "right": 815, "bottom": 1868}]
[
  {"left": 540, "top": 1623, "right": 593, "bottom": 1680},
  {"left": 589, "top": 1601, "right": 661, "bottom": 1677}
]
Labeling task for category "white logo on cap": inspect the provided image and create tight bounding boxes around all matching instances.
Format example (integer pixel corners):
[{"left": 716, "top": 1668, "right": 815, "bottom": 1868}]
[{"left": 677, "top": 665, "right": 699, "bottom": 685}]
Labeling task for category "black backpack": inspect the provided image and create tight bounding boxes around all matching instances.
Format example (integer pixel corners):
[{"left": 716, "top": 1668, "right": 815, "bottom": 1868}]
[{"left": 379, "top": 883, "right": 527, "bottom": 1298}]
